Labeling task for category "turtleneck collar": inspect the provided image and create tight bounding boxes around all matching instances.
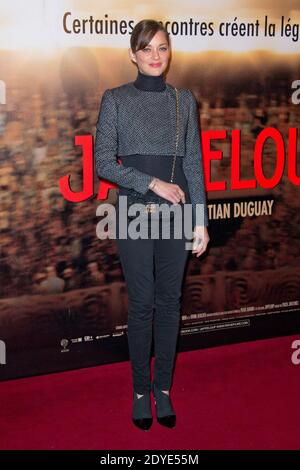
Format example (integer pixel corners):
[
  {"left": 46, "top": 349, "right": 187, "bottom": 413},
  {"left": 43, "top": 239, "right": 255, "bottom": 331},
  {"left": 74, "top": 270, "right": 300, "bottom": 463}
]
[{"left": 133, "top": 69, "right": 166, "bottom": 92}]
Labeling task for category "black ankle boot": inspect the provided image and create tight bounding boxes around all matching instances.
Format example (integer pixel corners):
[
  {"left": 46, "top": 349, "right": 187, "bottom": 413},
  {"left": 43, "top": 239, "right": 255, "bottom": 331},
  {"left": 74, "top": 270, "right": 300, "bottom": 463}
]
[
  {"left": 132, "top": 391, "right": 153, "bottom": 431},
  {"left": 151, "top": 382, "right": 176, "bottom": 428}
]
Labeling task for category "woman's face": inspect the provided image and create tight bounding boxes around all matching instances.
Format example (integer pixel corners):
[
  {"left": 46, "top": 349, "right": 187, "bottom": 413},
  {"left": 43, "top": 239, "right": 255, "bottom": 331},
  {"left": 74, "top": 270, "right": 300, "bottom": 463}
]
[{"left": 129, "top": 30, "right": 170, "bottom": 76}]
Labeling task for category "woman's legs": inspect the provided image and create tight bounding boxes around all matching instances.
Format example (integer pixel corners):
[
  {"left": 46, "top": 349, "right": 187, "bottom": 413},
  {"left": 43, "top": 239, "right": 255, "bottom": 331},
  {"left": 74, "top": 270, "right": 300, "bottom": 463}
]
[
  {"left": 153, "top": 219, "right": 189, "bottom": 391},
  {"left": 116, "top": 232, "right": 155, "bottom": 395},
  {"left": 115, "top": 205, "right": 190, "bottom": 395}
]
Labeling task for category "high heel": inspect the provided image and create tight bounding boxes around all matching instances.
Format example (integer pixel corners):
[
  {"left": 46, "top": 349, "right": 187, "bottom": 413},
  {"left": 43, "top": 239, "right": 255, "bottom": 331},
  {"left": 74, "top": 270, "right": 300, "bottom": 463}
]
[
  {"left": 151, "top": 382, "right": 176, "bottom": 428},
  {"left": 132, "top": 391, "right": 153, "bottom": 431}
]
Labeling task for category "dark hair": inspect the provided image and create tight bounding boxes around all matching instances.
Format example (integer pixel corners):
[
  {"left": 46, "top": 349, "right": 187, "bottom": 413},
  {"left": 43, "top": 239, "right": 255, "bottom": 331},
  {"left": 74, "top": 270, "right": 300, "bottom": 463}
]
[{"left": 130, "top": 19, "right": 170, "bottom": 53}]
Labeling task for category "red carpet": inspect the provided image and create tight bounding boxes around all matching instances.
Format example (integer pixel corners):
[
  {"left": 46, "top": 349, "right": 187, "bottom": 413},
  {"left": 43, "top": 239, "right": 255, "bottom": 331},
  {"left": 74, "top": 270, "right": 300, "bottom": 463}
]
[{"left": 1, "top": 334, "right": 300, "bottom": 450}]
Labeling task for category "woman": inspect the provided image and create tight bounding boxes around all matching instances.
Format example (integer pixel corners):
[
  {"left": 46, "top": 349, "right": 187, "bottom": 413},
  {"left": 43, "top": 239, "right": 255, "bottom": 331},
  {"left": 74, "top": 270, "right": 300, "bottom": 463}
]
[{"left": 95, "top": 19, "right": 210, "bottom": 431}]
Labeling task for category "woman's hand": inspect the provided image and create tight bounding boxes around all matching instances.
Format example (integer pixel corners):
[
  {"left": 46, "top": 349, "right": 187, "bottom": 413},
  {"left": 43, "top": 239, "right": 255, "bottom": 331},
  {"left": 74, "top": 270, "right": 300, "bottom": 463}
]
[
  {"left": 192, "top": 225, "right": 210, "bottom": 257},
  {"left": 150, "top": 178, "right": 186, "bottom": 204}
]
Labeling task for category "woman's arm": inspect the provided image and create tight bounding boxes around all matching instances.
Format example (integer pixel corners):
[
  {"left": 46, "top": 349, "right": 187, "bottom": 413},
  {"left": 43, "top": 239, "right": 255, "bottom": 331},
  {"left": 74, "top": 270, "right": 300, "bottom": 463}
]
[
  {"left": 94, "top": 89, "right": 155, "bottom": 194},
  {"left": 183, "top": 89, "right": 209, "bottom": 227}
]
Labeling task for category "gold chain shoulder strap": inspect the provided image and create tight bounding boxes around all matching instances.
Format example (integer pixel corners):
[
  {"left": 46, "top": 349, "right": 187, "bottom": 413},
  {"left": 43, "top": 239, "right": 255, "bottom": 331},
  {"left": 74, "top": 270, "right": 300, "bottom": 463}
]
[{"left": 170, "top": 86, "right": 180, "bottom": 183}]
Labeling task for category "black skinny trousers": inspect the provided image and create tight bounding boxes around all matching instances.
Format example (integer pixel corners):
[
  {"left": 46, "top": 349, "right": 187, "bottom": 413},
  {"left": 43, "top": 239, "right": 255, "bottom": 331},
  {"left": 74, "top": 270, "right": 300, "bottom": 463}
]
[{"left": 115, "top": 204, "right": 191, "bottom": 394}]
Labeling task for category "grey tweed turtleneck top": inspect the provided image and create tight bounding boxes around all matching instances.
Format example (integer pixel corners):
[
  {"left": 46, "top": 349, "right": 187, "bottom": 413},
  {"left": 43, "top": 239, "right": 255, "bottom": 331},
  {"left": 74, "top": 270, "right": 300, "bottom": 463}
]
[
  {"left": 95, "top": 69, "right": 209, "bottom": 226},
  {"left": 120, "top": 69, "right": 190, "bottom": 208}
]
